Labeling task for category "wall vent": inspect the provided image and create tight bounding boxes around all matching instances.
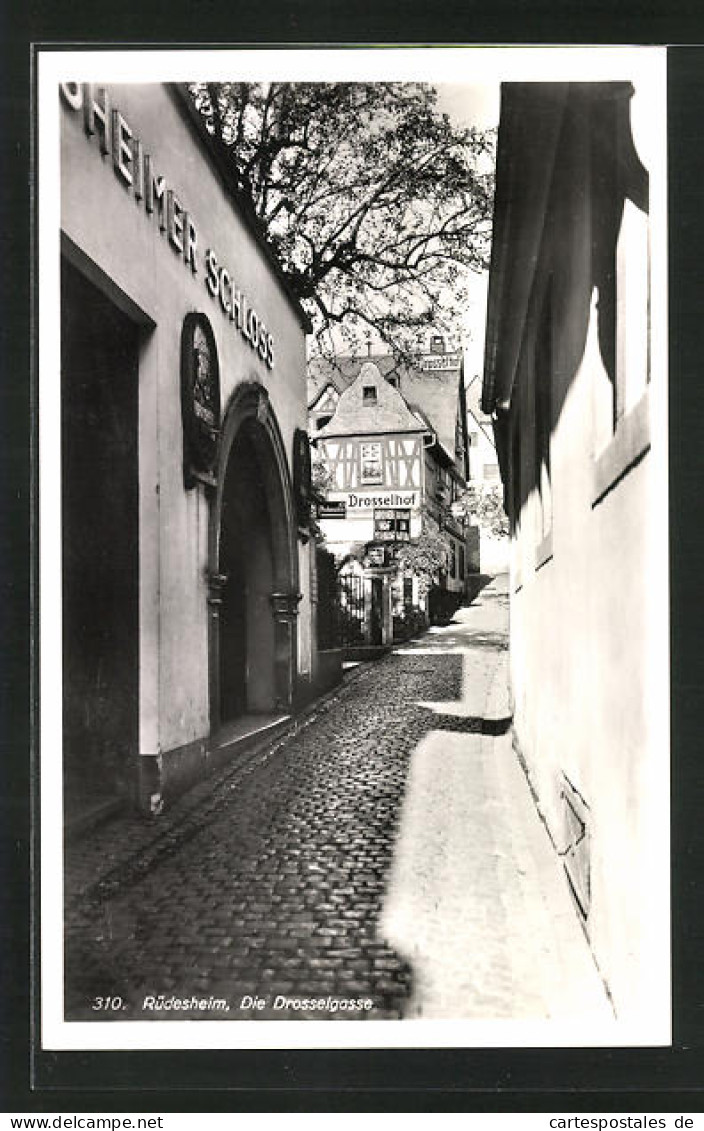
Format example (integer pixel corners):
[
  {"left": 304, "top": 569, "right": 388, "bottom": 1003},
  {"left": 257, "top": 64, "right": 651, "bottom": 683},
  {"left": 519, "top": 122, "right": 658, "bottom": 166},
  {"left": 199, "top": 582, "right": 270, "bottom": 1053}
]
[{"left": 560, "top": 775, "right": 591, "bottom": 919}]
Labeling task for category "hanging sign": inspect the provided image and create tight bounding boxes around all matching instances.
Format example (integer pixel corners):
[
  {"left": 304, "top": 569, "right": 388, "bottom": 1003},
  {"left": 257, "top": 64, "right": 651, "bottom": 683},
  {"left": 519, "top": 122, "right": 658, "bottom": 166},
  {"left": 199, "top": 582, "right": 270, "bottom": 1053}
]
[
  {"left": 318, "top": 500, "right": 347, "bottom": 519},
  {"left": 374, "top": 508, "right": 411, "bottom": 543},
  {"left": 420, "top": 353, "right": 461, "bottom": 372}
]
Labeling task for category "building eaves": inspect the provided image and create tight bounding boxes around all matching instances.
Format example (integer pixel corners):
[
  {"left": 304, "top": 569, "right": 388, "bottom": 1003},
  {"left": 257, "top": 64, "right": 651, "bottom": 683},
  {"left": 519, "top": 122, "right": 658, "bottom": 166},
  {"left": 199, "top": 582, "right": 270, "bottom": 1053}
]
[
  {"left": 481, "top": 82, "right": 569, "bottom": 416},
  {"left": 402, "top": 368, "right": 461, "bottom": 462}
]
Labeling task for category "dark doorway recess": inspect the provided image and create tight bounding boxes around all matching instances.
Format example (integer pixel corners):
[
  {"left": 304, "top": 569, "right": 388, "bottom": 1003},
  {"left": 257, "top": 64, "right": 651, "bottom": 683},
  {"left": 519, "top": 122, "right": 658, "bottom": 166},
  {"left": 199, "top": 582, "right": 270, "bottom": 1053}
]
[
  {"left": 61, "top": 259, "right": 139, "bottom": 823},
  {"left": 219, "top": 419, "right": 276, "bottom": 722},
  {"left": 210, "top": 384, "right": 300, "bottom": 731},
  {"left": 370, "top": 576, "right": 384, "bottom": 645}
]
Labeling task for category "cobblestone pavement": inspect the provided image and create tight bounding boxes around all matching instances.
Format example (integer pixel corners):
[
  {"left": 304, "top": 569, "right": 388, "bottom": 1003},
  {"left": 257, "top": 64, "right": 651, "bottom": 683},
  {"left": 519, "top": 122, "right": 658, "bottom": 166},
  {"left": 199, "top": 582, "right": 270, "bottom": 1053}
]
[{"left": 64, "top": 573, "right": 611, "bottom": 1024}]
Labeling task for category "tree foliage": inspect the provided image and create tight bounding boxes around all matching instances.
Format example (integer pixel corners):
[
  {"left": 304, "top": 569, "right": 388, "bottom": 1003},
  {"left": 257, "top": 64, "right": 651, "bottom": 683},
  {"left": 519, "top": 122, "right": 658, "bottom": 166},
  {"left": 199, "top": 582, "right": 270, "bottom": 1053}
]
[
  {"left": 311, "top": 451, "right": 333, "bottom": 499},
  {"left": 456, "top": 482, "right": 509, "bottom": 538},
  {"left": 394, "top": 514, "right": 450, "bottom": 595},
  {"left": 188, "top": 82, "right": 494, "bottom": 361}
]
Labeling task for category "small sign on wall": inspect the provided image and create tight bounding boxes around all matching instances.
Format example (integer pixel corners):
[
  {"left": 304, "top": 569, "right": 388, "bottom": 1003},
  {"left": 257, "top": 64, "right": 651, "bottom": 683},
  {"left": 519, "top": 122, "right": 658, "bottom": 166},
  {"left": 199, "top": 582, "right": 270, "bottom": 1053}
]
[
  {"left": 365, "top": 546, "right": 386, "bottom": 567},
  {"left": 374, "top": 508, "right": 411, "bottom": 543},
  {"left": 180, "top": 312, "right": 221, "bottom": 489},
  {"left": 319, "top": 500, "right": 347, "bottom": 519}
]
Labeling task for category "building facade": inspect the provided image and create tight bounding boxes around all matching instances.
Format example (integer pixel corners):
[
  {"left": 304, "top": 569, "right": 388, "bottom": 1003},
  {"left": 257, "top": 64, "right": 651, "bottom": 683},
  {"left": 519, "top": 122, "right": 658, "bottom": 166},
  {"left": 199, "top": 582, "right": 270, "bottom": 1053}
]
[
  {"left": 482, "top": 80, "right": 668, "bottom": 1028},
  {"left": 60, "top": 83, "right": 317, "bottom": 822},
  {"left": 309, "top": 344, "right": 472, "bottom": 644}
]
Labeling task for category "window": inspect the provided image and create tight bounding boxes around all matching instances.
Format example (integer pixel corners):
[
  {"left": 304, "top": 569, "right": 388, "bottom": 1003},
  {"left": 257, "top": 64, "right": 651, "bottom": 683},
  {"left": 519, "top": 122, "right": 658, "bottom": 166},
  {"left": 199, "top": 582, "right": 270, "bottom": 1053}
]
[
  {"left": 483, "top": 462, "right": 500, "bottom": 483},
  {"left": 534, "top": 280, "right": 553, "bottom": 561},
  {"left": 591, "top": 87, "right": 651, "bottom": 503},
  {"left": 386, "top": 374, "right": 399, "bottom": 389},
  {"left": 511, "top": 412, "right": 522, "bottom": 591},
  {"left": 511, "top": 413, "right": 521, "bottom": 530},
  {"left": 362, "top": 385, "right": 377, "bottom": 404},
  {"left": 449, "top": 540, "right": 457, "bottom": 579},
  {"left": 436, "top": 468, "right": 450, "bottom": 501},
  {"left": 360, "top": 441, "right": 383, "bottom": 484},
  {"left": 592, "top": 199, "right": 651, "bottom": 499},
  {"left": 316, "top": 414, "right": 332, "bottom": 430},
  {"left": 459, "top": 544, "right": 466, "bottom": 580},
  {"left": 469, "top": 431, "right": 478, "bottom": 447},
  {"left": 616, "top": 198, "right": 650, "bottom": 419},
  {"left": 403, "top": 575, "right": 414, "bottom": 609}
]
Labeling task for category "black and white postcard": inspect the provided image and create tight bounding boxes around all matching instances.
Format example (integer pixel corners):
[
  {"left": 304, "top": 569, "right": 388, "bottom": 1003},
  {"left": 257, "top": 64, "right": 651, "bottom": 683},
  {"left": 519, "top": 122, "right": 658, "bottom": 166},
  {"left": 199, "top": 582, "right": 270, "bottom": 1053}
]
[{"left": 37, "top": 45, "right": 670, "bottom": 1055}]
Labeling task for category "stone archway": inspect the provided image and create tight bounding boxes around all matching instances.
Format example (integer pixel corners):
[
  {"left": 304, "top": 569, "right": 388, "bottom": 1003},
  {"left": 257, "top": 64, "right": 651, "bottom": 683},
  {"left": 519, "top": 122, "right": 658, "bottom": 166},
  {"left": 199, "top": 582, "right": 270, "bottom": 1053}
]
[{"left": 208, "top": 383, "right": 300, "bottom": 728}]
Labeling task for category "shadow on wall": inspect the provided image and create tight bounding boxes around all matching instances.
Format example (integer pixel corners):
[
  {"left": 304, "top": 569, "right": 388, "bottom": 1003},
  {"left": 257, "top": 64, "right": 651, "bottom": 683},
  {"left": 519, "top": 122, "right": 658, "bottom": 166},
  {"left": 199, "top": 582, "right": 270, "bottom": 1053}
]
[{"left": 488, "top": 83, "right": 649, "bottom": 532}]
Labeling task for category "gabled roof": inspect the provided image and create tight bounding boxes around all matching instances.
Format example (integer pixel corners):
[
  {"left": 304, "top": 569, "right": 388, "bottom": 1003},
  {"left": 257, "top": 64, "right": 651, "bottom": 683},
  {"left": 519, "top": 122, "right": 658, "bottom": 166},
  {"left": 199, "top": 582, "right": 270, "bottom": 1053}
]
[
  {"left": 315, "top": 361, "right": 427, "bottom": 439},
  {"left": 308, "top": 351, "right": 464, "bottom": 462},
  {"left": 309, "top": 383, "right": 341, "bottom": 414},
  {"left": 400, "top": 366, "right": 462, "bottom": 463},
  {"left": 307, "top": 354, "right": 400, "bottom": 407}
]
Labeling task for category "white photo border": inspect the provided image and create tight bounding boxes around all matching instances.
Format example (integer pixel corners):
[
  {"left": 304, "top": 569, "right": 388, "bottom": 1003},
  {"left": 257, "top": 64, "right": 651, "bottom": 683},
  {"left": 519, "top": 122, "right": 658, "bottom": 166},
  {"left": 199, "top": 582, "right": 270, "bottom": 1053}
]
[{"left": 39, "top": 44, "right": 670, "bottom": 1052}]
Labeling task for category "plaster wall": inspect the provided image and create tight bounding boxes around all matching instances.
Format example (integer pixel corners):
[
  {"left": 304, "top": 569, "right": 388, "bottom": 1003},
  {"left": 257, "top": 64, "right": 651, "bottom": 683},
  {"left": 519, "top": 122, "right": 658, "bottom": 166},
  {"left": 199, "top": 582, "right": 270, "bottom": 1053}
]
[
  {"left": 508, "top": 108, "right": 666, "bottom": 1022},
  {"left": 468, "top": 421, "right": 499, "bottom": 485},
  {"left": 61, "top": 84, "right": 311, "bottom": 757},
  {"left": 480, "top": 531, "right": 510, "bottom": 575}
]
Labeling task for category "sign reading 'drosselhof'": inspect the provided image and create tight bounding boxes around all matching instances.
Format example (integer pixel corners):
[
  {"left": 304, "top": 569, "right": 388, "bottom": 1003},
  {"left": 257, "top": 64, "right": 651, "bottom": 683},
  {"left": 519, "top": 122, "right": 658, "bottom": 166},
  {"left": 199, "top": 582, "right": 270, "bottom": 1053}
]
[
  {"left": 344, "top": 491, "right": 418, "bottom": 510},
  {"left": 60, "top": 83, "right": 275, "bottom": 369},
  {"left": 420, "top": 353, "right": 461, "bottom": 372}
]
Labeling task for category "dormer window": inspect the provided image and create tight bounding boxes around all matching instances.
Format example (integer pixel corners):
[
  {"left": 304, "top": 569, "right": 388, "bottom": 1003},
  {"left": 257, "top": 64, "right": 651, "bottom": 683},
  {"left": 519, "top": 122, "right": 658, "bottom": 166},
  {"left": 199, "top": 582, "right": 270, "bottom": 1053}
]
[{"left": 362, "top": 385, "right": 377, "bottom": 404}]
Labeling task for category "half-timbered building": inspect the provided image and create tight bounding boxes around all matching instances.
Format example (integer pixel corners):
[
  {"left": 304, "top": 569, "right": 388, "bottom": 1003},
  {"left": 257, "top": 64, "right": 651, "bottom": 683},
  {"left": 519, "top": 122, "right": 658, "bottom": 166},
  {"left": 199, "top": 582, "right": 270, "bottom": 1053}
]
[{"left": 310, "top": 342, "right": 473, "bottom": 644}]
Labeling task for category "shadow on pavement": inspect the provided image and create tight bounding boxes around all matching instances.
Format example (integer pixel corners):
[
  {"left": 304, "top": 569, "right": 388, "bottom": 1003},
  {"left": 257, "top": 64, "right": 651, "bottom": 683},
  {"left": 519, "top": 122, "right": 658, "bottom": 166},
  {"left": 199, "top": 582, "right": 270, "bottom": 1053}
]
[
  {"left": 65, "top": 653, "right": 476, "bottom": 1023},
  {"left": 417, "top": 710, "right": 513, "bottom": 737},
  {"left": 463, "top": 572, "right": 495, "bottom": 606}
]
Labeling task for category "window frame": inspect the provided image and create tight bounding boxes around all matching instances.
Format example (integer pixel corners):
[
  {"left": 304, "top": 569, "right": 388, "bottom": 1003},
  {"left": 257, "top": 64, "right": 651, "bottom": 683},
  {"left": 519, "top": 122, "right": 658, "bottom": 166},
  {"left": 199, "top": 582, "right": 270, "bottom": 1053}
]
[
  {"left": 591, "top": 92, "right": 652, "bottom": 507},
  {"left": 359, "top": 439, "right": 384, "bottom": 485},
  {"left": 534, "top": 277, "right": 554, "bottom": 571}
]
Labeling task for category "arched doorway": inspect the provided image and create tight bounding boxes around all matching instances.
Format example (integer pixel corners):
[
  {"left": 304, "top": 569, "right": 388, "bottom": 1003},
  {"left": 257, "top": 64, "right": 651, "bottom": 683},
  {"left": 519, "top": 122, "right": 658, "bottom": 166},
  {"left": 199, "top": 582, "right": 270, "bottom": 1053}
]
[{"left": 209, "top": 384, "right": 300, "bottom": 728}]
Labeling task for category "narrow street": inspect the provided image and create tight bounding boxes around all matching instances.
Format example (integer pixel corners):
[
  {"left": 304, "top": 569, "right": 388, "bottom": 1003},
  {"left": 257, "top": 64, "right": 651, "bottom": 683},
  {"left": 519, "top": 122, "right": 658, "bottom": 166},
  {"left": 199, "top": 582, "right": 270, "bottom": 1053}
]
[{"left": 64, "top": 574, "right": 610, "bottom": 1023}]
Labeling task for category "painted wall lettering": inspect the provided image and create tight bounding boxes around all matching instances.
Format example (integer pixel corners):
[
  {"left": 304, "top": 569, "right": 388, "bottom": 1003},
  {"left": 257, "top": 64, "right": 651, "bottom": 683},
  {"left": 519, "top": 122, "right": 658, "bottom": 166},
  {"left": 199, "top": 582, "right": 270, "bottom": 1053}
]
[
  {"left": 61, "top": 82, "right": 275, "bottom": 369},
  {"left": 203, "top": 248, "right": 274, "bottom": 368}
]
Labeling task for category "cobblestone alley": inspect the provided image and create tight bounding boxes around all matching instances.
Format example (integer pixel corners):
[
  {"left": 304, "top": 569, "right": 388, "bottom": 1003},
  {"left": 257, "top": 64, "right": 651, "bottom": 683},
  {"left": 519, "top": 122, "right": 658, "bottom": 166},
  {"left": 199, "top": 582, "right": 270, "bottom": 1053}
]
[{"left": 64, "top": 574, "right": 611, "bottom": 1024}]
